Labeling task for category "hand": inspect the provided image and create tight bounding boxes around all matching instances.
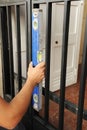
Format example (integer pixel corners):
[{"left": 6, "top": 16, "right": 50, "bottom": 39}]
[{"left": 27, "top": 62, "right": 45, "bottom": 87}]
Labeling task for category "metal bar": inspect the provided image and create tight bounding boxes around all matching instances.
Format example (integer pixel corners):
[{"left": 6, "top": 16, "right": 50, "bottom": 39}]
[
  {"left": 0, "top": 1, "right": 26, "bottom": 7},
  {"left": 33, "top": 0, "right": 82, "bottom": 4},
  {"left": 42, "top": 88, "right": 87, "bottom": 120},
  {"left": 44, "top": 2, "right": 52, "bottom": 123},
  {"left": 15, "top": 5, "right": 22, "bottom": 91},
  {"left": 26, "top": 1, "right": 34, "bottom": 130},
  {"left": 6, "top": 6, "right": 14, "bottom": 98},
  {"left": 25, "top": 2, "right": 29, "bottom": 77},
  {"left": 0, "top": 7, "right": 11, "bottom": 96},
  {"left": 33, "top": 116, "right": 57, "bottom": 130},
  {"left": 58, "top": 1, "right": 71, "bottom": 130},
  {"left": 26, "top": 0, "right": 32, "bottom": 66},
  {"left": 13, "top": 73, "right": 87, "bottom": 121},
  {"left": 76, "top": 17, "right": 87, "bottom": 130}
]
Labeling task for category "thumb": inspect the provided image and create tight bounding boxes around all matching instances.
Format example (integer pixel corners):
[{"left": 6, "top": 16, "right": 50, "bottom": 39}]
[{"left": 29, "top": 61, "right": 33, "bottom": 69}]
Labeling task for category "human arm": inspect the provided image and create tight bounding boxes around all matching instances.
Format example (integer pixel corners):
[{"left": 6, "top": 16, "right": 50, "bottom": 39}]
[{"left": 0, "top": 62, "right": 45, "bottom": 129}]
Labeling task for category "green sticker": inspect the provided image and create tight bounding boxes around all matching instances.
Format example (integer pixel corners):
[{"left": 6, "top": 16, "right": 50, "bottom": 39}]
[
  {"left": 33, "top": 19, "right": 38, "bottom": 30},
  {"left": 37, "top": 51, "right": 43, "bottom": 63}
]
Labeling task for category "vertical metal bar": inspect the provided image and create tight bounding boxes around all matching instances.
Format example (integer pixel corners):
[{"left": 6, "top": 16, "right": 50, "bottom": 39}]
[
  {"left": 44, "top": 2, "right": 52, "bottom": 123},
  {"left": 1, "top": 7, "right": 11, "bottom": 96},
  {"left": 15, "top": 5, "right": 22, "bottom": 91},
  {"left": 25, "top": 2, "right": 29, "bottom": 76},
  {"left": 6, "top": 6, "right": 14, "bottom": 98},
  {"left": 76, "top": 17, "right": 87, "bottom": 130},
  {"left": 25, "top": 0, "right": 32, "bottom": 73},
  {"left": 26, "top": 1, "right": 33, "bottom": 130},
  {"left": 26, "top": 0, "right": 32, "bottom": 67},
  {"left": 58, "top": 1, "right": 71, "bottom": 130}
]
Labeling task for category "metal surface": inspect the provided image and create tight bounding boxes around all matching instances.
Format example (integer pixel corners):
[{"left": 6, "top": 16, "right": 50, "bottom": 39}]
[
  {"left": 25, "top": 2, "right": 29, "bottom": 72},
  {"left": 43, "top": 88, "right": 87, "bottom": 120},
  {"left": 0, "top": 0, "right": 26, "bottom": 7},
  {"left": 25, "top": 1, "right": 34, "bottom": 130},
  {"left": 77, "top": 17, "right": 87, "bottom": 130},
  {"left": 33, "top": 116, "right": 57, "bottom": 130},
  {"left": 33, "top": 0, "right": 82, "bottom": 4},
  {"left": 44, "top": 2, "right": 52, "bottom": 123},
  {"left": 26, "top": 0, "right": 32, "bottom": 67},
  {"left": 0, "top": 7, "right": 11, "bottom": 97},
  {"left": 15, "top": 5, "right": 22, "bottom": 91},
  {"left": 6, "top": 6, "right": 14, "bottom": 98},
  {"left": 58, "top": 1, "right": 71, "bottom": 130}
]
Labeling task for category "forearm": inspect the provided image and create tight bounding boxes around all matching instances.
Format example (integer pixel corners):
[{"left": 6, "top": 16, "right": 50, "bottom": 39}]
[
  {"left": 0, "top": 79, "right": 34, "bottom": 129},
  {"left": 10, "top": 79, "right": 34, "bottom": 120},
  {"left": 0, "top": 62, "right": 45, "bottom": 129}
]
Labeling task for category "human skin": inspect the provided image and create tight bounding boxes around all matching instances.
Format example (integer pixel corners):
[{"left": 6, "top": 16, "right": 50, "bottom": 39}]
[{"left": 0, "top": 62, "right": 45, "bottom": 129}]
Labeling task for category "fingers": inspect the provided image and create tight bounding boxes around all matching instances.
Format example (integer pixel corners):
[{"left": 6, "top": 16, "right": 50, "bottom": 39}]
[
  {"left": 29, "top": 62, "right": 33, "bottom": 69},
  {"left": 29, "top": 61, "right": 45, "bottom": 68},
  {"left": 27, "top": 61, "right": 45, "bottom": 85},
  {"left": 36, "top": 62, "right": 45, "bottom": 68},
  {"left": 29, "top": 61, "right": 45, "bottom": 72}
]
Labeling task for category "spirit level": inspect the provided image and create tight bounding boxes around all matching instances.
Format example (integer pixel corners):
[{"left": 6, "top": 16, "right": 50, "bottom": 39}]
[{"left": 32, "top": 9, "right": 43, "bottom": 111}]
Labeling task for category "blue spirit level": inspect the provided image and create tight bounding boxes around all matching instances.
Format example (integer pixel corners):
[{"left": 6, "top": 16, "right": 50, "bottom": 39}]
[{"left": 32, "top": 9, "right": 43, "bottom": 111}]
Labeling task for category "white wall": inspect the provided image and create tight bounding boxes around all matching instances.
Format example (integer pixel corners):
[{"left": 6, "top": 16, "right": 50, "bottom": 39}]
[
  {"left": 79, "top": 0, "right": 87, "bottom": 64},
  {"left": 12, "top": 5, "right": 27, "bottom": 78}
]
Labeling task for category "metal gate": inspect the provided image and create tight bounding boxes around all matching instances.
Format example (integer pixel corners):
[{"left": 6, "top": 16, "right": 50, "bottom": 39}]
[{"left": 0, "top": 0, "right": 87, "bottom": 130}]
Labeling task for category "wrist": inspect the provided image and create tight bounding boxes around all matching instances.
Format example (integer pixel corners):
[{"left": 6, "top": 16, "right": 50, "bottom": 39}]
[{"left": 25, "top": 78, "right": 36, "bottom": 90}]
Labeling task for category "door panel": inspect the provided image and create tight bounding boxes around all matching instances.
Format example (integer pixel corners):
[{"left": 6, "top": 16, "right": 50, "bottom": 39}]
[
  {"left": 50, "top": 1, "right": 84, "bottom": 91},
  {"left": 40, "top": 1, "right": 84, "bottom": 91}
]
